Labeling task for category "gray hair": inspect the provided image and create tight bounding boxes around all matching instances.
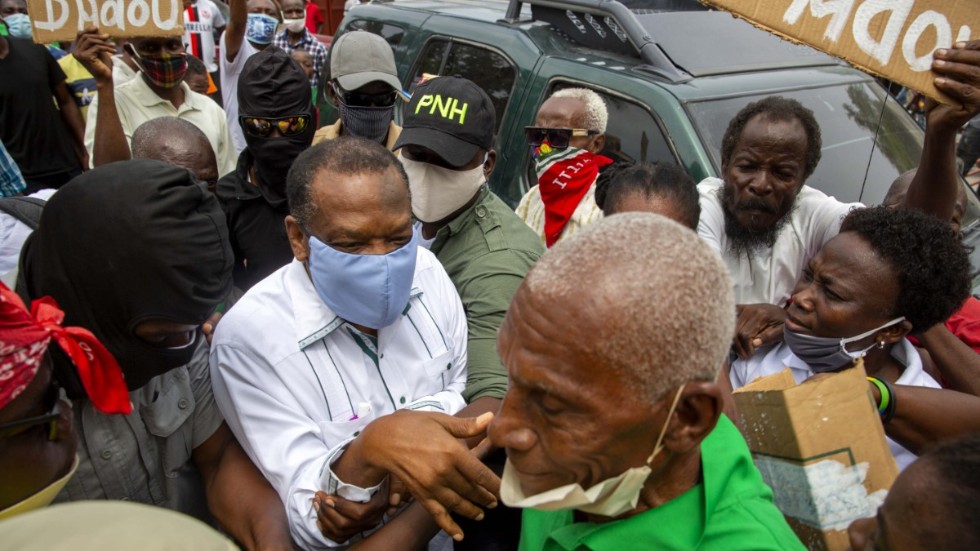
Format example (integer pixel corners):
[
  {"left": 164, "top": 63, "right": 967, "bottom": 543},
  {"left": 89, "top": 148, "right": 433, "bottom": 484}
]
[
  {"left": 131, "top": 117, "right": 212, "bottom": 161},
  {"left": 550, "top": 88, "right": 608, "bottom": 133},
  {"left": 523, "top": 213, "right": 735, "bottom": 401}
]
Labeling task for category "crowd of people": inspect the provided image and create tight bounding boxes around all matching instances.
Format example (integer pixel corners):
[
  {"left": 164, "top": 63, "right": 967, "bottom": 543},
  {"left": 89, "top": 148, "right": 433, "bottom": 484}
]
[{"left": 2, "top": 3, "right": 980, "bottom": 550}]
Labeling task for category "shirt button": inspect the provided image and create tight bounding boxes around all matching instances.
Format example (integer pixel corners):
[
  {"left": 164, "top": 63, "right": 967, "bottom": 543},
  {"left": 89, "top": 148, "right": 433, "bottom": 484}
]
[
  {"left": 178, "top": 399, "right": 189, "bottom": 409},
  {"left": 446, "top": 363, "right": 451, "bottom": 371},
  {"left": 399, "top": 396, "right": 406, "bottom": 404},
  {"left": 101, "top": 450, "right": 112, "bottom": 460},
  {"left": 476, "top": 207, "right": 487, "bottom": 218}
]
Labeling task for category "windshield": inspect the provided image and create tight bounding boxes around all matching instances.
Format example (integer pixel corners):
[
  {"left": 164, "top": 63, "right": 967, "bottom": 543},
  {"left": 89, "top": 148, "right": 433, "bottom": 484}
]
[{"left": 688, "top": 82, "right": 980, "bottom": 292}]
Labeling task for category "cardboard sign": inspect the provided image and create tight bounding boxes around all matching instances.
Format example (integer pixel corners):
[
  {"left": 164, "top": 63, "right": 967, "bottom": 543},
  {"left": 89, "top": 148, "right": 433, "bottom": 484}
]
[
  {"left": 700, "top": 0, "right": 979, "bottom": 103},
  {"left": 732, "top": 362, "right": 899, "bottom": 551},
  {"left": 27, "top": 0, "right": 184, "bottom": 43}
]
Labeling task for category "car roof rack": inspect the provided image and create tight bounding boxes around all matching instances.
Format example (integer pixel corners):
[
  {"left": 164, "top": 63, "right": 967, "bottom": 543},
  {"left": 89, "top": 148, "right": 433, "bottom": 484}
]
[{"left": 501, "top": 0, "right": 693, "bottom": 82}]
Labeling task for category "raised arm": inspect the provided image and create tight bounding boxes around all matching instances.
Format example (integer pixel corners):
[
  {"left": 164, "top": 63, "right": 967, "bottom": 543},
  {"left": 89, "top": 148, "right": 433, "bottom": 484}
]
[
  {"left": 74, "top": 27, "right": 131, "bottom": 166},
  {"left": 224, "top": 0, "right": 247, "bottom": 63},
  {"left": 904, "top": 40, "right": 980, "bottom": 218}
]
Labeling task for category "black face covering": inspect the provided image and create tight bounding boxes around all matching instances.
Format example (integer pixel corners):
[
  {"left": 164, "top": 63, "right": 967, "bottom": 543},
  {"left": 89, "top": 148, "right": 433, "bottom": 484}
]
[
  {"left": 19, "top": 160, "right": 233, "bottom": 390},
  {"left": 238, "top": 47, "right": 315, "bottom": 209}
]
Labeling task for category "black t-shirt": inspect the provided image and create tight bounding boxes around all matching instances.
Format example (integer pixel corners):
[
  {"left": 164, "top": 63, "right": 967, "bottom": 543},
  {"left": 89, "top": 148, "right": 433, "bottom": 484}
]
[
  {"left": 216, "top": 151, "right": 294, "bottom": 291},
  {"left": 0, "top": 37, "right": 80, "bottom": 180}
]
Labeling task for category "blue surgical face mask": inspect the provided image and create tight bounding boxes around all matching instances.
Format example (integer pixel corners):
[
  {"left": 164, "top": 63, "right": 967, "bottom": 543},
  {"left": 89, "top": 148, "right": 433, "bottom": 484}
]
[
  {"left": 245, "top": 13, "right": 278, "bottom": 45},
  {"left": 783, "top": 317, "right": 906, "bottom": 373},
  {"left": 4, "top": 13, "right": 31, "bottom": 39},
  {"left": 307, "top": 230, "right": 419, "bottom": 329}
]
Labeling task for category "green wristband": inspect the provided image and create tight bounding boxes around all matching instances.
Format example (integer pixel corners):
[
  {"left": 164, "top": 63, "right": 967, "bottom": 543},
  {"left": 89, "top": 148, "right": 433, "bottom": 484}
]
[{"left": 867, "top": 376, "right": 890, "bottom": 415}]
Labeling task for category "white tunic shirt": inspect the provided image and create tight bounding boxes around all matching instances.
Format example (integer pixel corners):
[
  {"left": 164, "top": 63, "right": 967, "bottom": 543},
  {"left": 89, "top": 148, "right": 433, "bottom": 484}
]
[
  {"left": 210, "top": 249, "right": 468, "bottom": 550},
  {"left": 697, "top": 177, "right": 860, "bottom": 306},
  {"left": 729, "top": 338, "right": 939, "bottom": 471}
]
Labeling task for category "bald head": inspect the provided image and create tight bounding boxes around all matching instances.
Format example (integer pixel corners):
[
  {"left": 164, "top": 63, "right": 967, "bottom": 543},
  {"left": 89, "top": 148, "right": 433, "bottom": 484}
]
[
  {"left": 131, "top": 118, "right": 219, "bottom": 191},
  {"left": 521, "top": 213, "right": 735, "bottom": 400},
  {"left": 883, "top": 168, "right": 968, "bottom": 234}
]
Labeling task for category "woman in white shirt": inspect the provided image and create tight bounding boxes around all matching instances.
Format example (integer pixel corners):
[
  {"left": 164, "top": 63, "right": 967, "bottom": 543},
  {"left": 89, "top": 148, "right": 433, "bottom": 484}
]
[{"left": 727, "top": 206, "right": 972, "bottom": 470}]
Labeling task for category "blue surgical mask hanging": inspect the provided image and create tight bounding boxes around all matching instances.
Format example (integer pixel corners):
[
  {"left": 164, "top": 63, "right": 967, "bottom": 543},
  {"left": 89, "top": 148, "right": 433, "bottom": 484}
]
[{"left": 307, "top": 231, "right": 419, "bottom": 329}]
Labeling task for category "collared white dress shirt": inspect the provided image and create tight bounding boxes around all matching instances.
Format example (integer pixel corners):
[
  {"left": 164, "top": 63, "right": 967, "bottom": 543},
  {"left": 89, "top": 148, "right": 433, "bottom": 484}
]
[
  {"left": 210, "top": 248, "right": 468, "bottom": 550},
  {"left": 697, "top": 177, "right": 861, "bottom": 307},
  {"left": 84, "top": 74, "right": 236, "bottom": 175},
  {"left": 729, "top": 338, "right": 939, "bottom": 471}
]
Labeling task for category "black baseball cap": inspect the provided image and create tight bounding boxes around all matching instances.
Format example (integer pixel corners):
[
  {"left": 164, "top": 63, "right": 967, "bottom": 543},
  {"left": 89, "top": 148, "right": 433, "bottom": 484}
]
[{"left": 394, "top": 76, "right": 496, "bottom": 167}]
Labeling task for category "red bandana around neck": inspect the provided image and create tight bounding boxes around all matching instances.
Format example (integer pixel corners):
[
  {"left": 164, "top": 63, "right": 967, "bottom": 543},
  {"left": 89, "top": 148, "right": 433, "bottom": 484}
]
[{"left": 535, "top": 147, "right": 613, "bottom": 247}]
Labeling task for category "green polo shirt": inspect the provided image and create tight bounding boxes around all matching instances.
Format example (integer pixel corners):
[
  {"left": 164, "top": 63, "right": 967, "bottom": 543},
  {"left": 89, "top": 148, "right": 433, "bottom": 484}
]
[
  {"left": 429, "top": 186, "right": 544, "bottom": 402},
  {"left": 518, "top": 416, "right": 805, "bottom": 551}
]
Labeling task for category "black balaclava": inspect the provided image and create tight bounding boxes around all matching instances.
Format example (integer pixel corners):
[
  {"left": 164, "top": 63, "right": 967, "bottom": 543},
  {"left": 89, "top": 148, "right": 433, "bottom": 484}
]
[
  {"left": 238, "top": 47, "right": 315, "bottom": 211},
  {"left": 19, "top": 160, "right": 233, "bottom": 390}
]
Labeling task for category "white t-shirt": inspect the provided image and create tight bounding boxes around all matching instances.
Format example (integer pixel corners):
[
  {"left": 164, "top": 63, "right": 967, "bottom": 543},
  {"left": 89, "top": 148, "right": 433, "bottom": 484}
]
[
  {"left": 219, "top": 32, "right": 259, "bottom": 155},
  {"left": 729, "top": 338, "right": 940, "bottom": 471},
  {"left": 183, "top": 0, "right": 227, "bottom": 72},
  {"left": 697, "top": 177, "right": 861, "bottom": 307}
]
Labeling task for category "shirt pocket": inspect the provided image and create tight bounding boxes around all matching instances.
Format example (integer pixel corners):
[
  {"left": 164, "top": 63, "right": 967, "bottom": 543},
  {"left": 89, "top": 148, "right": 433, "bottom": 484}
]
[
  {"left": 140, "top": 369, "right": 196, "bottom": 473},
  {"left": 317, "top": 408, "right": 375, "bottom": 447}
]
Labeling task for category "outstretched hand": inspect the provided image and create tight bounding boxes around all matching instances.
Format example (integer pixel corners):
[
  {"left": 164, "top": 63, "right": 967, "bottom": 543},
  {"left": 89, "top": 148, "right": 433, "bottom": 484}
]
[{"left": 355, "top": 410, "right": 499, "bottom": 541}]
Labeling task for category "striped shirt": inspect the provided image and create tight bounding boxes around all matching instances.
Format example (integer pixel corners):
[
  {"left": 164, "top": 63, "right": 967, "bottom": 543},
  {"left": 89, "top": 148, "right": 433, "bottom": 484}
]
[
  {"left": 210, "top": 249, "right": 468, "bottom": 550},
  {"left": 183, "top": 0, "right": 226, "bottom": 72},
  {"left": 274, "top": 28, "right": 328, "bottom": 88},
  {"left": 515, "top": 181, "right": 604, "bottom": 247},
  {"left": 0, "top": 140, "right": 25, "bottom": 198}
]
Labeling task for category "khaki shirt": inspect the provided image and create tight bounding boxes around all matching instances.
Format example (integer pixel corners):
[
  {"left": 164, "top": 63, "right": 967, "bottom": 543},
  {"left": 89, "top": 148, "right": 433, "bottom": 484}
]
[{"left": 312, "top": 119, "right": 402, "bottom": 150}]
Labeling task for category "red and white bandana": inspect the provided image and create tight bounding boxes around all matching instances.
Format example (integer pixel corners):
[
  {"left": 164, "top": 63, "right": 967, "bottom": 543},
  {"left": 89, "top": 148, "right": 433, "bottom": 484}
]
[{"left": 0, "top": 282, "right": 131, "bottom": 414}]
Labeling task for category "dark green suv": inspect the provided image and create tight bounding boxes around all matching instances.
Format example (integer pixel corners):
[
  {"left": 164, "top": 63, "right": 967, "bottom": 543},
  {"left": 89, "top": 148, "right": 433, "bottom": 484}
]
[{"left": 320, "top": 0, "right": 980, "bottom": 267}]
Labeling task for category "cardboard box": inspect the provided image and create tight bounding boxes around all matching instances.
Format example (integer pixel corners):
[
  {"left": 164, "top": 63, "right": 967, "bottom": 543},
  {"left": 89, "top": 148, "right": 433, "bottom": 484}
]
[
  {"left": 700, "top": 0, "right": 980, "bottom": 104},
  {"left": 732, "top": 362, "right": 898, "bottom": 551},
  {"left": 27, "top": 0, "right": 185, "bottom": 43}
]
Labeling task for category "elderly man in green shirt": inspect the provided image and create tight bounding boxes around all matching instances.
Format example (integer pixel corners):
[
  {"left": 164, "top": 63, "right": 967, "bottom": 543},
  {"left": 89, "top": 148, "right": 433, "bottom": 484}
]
[{"left": 488, "top": 213, "right": 805, "bottom": 551}]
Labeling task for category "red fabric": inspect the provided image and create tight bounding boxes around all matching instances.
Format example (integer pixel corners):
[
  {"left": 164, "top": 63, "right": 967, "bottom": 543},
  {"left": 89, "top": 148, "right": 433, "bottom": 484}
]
[
  {"left": 0, "top": 284, "right": 49, "bottom": 410},
  {"left": 944, "top": 296, "right": 980, "bottom": 354},
  {"left": 305, "top": 1, "right": 324, "bottom": 34},
  {"left": 0, "top": 282, "right": 131, "bottom": 414},
  {"left": 536, "top": 148, "right": 612, "bottom": 247}
]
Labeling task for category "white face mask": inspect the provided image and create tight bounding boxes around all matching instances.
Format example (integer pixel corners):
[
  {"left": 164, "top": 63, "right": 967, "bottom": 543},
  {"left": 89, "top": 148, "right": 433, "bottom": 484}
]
[
  {"left": 500, "top": 385, "right": 686, "bottom": 517},
  {"left": 283, "top": 18, "right": 305, "bottom": 33},
  {"left": 400, "top": 155, "right": 486, "bottom": 223}
]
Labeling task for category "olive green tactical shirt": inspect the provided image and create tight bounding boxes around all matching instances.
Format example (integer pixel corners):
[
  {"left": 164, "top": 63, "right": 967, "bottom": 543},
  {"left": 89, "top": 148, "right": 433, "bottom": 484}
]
[{"left": 428, "top": 186, "right": 544, "bottom": 401}]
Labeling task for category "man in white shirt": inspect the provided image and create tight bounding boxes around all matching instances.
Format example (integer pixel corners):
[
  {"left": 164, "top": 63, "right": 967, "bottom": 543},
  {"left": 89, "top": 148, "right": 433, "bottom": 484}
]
[
  {"left": 73, "top": 30, "right": 236, "bottom": 175},
  {"left": 182, "top": 0, "right": 227, "bottom": 75},
  {"left": 210, "top": 137, "right": 472, "bottom": 549},
  {"left": 701, "top": 43, "right": 980, "bottom": 360},
  {"left": 220, "top": 0, "right": 281, "bottom": 154}
]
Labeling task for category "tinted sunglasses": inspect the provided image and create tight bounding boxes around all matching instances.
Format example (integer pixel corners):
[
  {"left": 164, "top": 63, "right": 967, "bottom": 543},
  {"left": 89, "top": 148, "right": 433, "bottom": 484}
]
[
  {"left": 524, "top": 126, "right": 600, "bottom": 150},
  {"left": 0, "top": 382, "right": 63, "bottom": 442},
  {"left": 239, "top": 115, "right": 311, "bottom": 137},
  {"left": 334, "top": 83, "right": 398, "bottom": 108}
]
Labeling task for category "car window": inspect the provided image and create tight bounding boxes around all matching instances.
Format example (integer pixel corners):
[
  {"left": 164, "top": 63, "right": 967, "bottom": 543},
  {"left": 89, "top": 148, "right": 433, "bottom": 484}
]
[
  {"left": 686, "top": 82, "right": 922, "bottom": 204},
  {"left": 521, "top": 83, "right": 677, "bottom": 193},
  {"left": 407, "top": 38, "right": 517, "bottom": 133},
  {"left": 347, "top": 19, "right": 405, "bottom": 46}
]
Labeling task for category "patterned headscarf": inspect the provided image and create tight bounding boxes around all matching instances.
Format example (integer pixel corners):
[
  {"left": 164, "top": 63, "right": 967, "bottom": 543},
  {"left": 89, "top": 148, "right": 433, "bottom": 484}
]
[{"left": 0, "top": 282, "right": 130, "bottom": 414}]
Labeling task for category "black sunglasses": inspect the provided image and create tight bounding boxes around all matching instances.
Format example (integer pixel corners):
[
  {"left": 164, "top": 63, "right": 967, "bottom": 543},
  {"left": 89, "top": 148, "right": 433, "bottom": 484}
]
[
  {"left": 239, "top": 115, "right": 311, "bottom": 137},
  {"left": 0, "top": 382, "right": 63, "bottom": 442},
  {"left": 524, "top": 126, "right": 600, "bottom": 150},
  {"left": 334, "top": 83, "right": 398, "bottom": 108}
]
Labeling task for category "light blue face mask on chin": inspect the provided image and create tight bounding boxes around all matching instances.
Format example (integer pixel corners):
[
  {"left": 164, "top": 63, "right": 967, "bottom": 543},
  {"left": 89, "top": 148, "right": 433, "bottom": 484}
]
[{"left": 307, "top": 230, "right": 419, "bottom": 330}]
